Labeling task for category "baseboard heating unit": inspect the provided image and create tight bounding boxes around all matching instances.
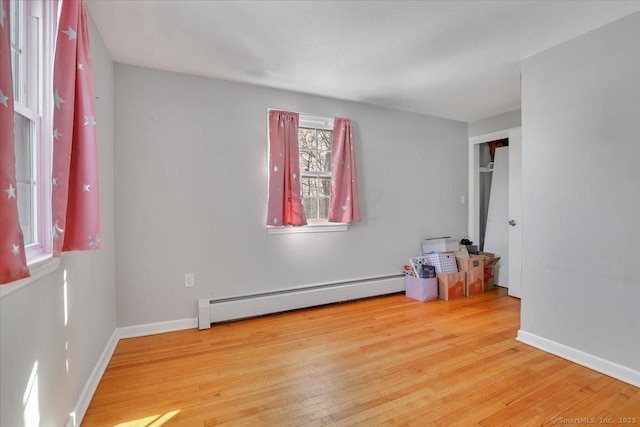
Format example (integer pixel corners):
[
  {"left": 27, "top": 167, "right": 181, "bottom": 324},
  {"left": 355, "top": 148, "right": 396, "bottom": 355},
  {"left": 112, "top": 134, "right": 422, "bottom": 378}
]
[{"left": 198, "top": 274, "right": 404, "bottom": 329}]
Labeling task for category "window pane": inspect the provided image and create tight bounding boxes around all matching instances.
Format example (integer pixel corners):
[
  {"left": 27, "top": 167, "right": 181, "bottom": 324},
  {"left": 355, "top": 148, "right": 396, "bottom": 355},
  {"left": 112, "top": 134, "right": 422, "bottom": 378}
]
[
  {"left": 298, "top": 128, "right": 315, "bottom": 150},
  {"left": 299, "top": 150, "right": 312, "bottom": 172},
  {"left": 14, "top": 113, "right": 33, "bottom": 182},
  {"left": 14, "top": 113, "right": 36, "bottom": 246},
  {"left": 301, "top": 177, "right": 315, "bottom": 198},
  {"left": 317, "top": 130, "right": 332, "bottom": 151},
  {"left": 17, "top": 183, "right": 34, "bottom": 245},
  {"left": 303, "top": 198, "right": 318, "bottom": 220},
  {"left": 26, "top": 8, "right": 40, "bottom": 110},
  {"left": 319, "top": 197, "right": 330, "bottom": 220},
  {"left": 300, "top": 150, "right": 323, "bottom": 172},
  {"left": 10, "top": 1, "right": 22, "bottom": 101},
  {"left": 318, "top": 150, "right": 331, "bottom": 172},
  {"left": 11, "top": 46, "right": 21, "bottom": 102},
  {"left": 299, "top": 127, "right": 333, "bottom": 174},
  {"left": 319, "top": 177, "right": 331, "bottom": 197},
  {"left": 11, "top": 1, "right": 21, "bottom": 43}
]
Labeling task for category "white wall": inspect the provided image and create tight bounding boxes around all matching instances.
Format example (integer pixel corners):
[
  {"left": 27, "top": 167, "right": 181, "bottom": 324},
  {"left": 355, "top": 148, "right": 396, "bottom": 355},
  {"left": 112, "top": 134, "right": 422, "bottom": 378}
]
[
  {"left": 0, "top": 17, "right": 116, "bottom": 426},
  {"left": 114, "top": 64, "right": 468, "bottom": 327},
  {"left": 468, "top": 109, "right": 521, "bottom": 137},
  {"left": 520, "top": 12, "right": 640, "bottom": 372}
]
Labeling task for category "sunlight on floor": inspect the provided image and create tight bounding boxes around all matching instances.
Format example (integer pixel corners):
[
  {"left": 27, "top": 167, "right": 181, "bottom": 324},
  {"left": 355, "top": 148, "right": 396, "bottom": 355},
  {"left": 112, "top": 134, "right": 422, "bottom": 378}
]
[{"left": 114, "top": 410, "right": 180, "bottom": 427}]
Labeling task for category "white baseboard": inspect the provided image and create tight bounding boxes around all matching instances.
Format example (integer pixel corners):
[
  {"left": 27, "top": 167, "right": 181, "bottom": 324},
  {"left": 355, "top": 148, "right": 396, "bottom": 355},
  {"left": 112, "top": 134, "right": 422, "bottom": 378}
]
[
  {"left": 517, "top": 330, "right": 640, "bottom": 388},
  {"left": 118, "top": 318, "right": 198, "bottom": 339},
  {"left": 65, "top": 329, "right": 119, "bottom": 427},
  {"left": 68, "top": 318, "right": 198, "bottom": 426}
]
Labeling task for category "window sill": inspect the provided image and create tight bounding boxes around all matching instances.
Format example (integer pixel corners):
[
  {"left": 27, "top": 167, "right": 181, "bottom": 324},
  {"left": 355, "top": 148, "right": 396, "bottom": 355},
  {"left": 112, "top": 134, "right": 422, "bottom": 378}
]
[
  {"left": 267, "top": 223, "right": 349, "bottom": 235},
  {"left": 0, "top": 256, "right": 61, "bottom": 298}
]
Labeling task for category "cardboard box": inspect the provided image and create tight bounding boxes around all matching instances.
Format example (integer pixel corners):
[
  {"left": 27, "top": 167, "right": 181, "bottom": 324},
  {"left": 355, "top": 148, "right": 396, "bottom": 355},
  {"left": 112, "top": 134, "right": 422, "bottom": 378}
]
[
  {"left": 478, "top": 252, "right": 501, "bottom": 291},
  {"left": 457, "top": 256, "right": 484, "bottom": 297},
  {"left": 405, "top": 276, "right": 438, "bottom": 302},
  {"left": 466, "top": 269, "right": 484, "bottom": 296},
  {"left": 484, "top": 267, "right": 495, "bottom": 290},
  {"left": 437, "top": 272, "right": 466, "bottom": 301},
  {"left": 456, "top": 255, "right": 483, "bottom": 272}
]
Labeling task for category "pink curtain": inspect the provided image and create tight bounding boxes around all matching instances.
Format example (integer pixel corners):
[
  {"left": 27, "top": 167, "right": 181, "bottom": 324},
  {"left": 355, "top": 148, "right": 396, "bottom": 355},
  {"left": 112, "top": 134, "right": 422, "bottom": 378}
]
[
  {"left": 329, "top": 118, "right": 361, "bottom": 223},
  {"left": 0, "top": 0, "right": 30, "bottom": 284},
  {"left": 266, "top": 110, "right": 307, "bottom": 226},
  {"left": 52, "top": 0, "right": 101, "bottom": 257}
]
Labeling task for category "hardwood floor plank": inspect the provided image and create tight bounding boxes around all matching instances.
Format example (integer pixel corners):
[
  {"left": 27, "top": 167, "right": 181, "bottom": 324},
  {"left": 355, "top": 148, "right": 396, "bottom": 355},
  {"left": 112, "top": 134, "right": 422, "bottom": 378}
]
[{"left": 82, "top": 290, "right": 639, "bottom": 426}]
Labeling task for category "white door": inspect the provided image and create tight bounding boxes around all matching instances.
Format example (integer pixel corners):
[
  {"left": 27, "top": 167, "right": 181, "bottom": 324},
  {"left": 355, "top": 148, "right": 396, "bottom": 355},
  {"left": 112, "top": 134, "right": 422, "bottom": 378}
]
[
  {"left": 507, "top": 128, "right": 522, "bottom": 298},
  {"left": 484, "top": 147, "right": 509, "bottom": 288}
]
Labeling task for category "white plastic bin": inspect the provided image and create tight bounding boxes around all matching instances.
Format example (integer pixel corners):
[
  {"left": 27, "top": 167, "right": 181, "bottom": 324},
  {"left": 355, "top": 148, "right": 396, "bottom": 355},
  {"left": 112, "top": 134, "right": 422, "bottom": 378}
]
[{"left": 421, "top": 237, "right": 459, "bottom": 254}]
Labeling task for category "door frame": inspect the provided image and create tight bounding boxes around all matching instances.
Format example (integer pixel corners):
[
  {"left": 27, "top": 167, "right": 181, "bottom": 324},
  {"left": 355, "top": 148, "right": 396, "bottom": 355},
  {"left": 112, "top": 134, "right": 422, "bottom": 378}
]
[
  {"left": 468, "top": 127, "right": 522, "bottom": 297},
  {"left": 468, "top": 128, "right": 516, "bottom": 244}
]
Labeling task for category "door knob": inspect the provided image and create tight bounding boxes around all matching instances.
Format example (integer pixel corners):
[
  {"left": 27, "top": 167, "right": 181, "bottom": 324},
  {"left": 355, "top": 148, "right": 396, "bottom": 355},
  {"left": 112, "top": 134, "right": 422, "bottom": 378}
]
[{"left": 508, "top": 220, "right": 517, "bottom": 226}]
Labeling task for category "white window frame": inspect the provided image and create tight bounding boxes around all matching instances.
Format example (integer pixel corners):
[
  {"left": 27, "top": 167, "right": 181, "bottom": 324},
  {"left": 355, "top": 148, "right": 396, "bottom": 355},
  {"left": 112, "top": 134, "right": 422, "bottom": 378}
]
[
  {"left": 1, "top": 0, "right": 59, "bottom": 298},
  {"left": 299, "top": 114, "right": 333, "bottom": 224},
  {"left": 266, "top": 110, "right": 348, "bottom": 235}
]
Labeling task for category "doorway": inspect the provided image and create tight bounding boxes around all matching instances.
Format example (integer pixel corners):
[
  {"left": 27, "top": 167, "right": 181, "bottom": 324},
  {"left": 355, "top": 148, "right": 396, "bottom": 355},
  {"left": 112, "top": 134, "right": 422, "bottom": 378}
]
[{"left": 468, "top": 128, "right": 522, "bottom": 298}]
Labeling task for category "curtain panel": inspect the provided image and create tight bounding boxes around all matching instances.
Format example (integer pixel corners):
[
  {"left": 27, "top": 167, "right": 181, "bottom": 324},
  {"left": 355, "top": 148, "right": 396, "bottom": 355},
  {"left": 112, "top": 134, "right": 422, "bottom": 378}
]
[
  {"left": 52, "top": 0, "right": 101, "bottom": 256},
  {"left": 0, "top": 0, "right": 30, "bottom": 284},
  {"left": 329, "top": 118, "right": 361, "bottom": 223},
  {"left": 266, "top": 110, "right": 307, "bottom": 226}
]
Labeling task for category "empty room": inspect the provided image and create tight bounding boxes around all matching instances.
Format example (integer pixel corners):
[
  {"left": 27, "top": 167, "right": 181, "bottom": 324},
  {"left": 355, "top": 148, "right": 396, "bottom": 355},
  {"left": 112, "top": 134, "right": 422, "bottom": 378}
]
[{"left": 1, "top": 1, "right": 639, "bottom": 426}]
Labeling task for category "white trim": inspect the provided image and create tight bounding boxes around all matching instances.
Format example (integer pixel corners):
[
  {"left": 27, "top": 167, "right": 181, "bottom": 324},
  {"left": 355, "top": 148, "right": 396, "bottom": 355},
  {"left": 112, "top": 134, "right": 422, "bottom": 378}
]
[
  {"left": 65, "top": 329, "right": 119, "bottom": 427},
  {"left": 67, "top": 318, "right": 198, "bottom": 426},
  {"left": 118, "top": 318, "right": 198, "bottom": 340},
  {"left": 0, "top": 256, "right": 60, "bottom": 298},
  {"left": 517, "top": 330, "right": 640, "bottom": 388},
  {"left": 267, "top": 223, "right": 349, "bottom": 234},
  {"left": 468, "top": 129, "right": 513, "bottom": 146}
]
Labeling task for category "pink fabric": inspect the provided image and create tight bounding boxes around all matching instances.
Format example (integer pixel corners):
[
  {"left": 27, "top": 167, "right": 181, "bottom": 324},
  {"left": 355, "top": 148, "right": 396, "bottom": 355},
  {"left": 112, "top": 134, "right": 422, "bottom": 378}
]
[
  {"left": 329, "top": 118, "right": 361, "bottom": 223},
  {"left": 52, "top": 0, "right": 101, "bottom": 257},
  {"left": 0, "top": 0, "right": 30, "bottom": 284},
  {"left": 266, "top": 110, "right": 307, "bottom": 226}
]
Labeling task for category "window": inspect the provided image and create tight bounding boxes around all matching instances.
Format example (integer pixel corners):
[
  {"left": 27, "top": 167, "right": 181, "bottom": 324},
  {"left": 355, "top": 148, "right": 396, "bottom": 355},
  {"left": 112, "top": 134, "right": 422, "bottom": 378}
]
[
  {"left": 266, "top": 111, "right": 349, "bottom": 234},
  {"left": 298, "top": 115, "right": 333, "bottom": 223},
  {"left": 10, "top": 0, "right": 55, "bottom": 263}
]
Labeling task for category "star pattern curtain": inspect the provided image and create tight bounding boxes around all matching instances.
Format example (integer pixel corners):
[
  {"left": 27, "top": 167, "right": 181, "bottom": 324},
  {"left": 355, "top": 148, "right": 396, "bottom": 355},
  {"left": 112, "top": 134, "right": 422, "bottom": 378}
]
[
  {"left": 328, "top": 118, "right": 361, "bottom": 223},
  {"left": 52, "top": 0, "right": 101, "bottom": 257},
  {"left": 0, "top": 0, "right": 30, "bottom": 284},
  {"left": 266, "top": 110, "right": 307, "bottom": 226}
]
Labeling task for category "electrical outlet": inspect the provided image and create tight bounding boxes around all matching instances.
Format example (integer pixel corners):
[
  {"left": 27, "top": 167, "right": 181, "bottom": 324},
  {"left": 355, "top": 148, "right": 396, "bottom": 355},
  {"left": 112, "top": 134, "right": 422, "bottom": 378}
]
[
  {"left": 460, "top": 195, "right": 466, "bottom": 205},
  {"left": 184, "top": 273, "right": 195, "bottom": 288}
]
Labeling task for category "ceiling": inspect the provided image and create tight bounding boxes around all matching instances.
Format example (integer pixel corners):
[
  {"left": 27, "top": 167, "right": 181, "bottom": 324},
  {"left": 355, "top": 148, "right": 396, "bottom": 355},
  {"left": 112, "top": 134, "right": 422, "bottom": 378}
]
[{"left": 86, "top": 1, "right": 640, "bottom": 123}]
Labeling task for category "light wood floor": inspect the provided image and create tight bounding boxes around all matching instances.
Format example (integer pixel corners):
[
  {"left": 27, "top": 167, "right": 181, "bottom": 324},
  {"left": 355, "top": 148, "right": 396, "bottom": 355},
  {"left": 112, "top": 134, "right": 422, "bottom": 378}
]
[{"left": 83, "top": 289, "right": 640, "bottom": 426}]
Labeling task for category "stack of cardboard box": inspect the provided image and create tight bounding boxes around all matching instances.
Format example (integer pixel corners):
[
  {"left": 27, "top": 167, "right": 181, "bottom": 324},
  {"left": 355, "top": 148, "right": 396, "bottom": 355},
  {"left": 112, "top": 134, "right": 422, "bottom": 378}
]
[
  {"left": 404, "top": 239, "right": 501, "bottom": 302},
  {"left": 456, "top": 255, "right": 484, "bottom": 297}
]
